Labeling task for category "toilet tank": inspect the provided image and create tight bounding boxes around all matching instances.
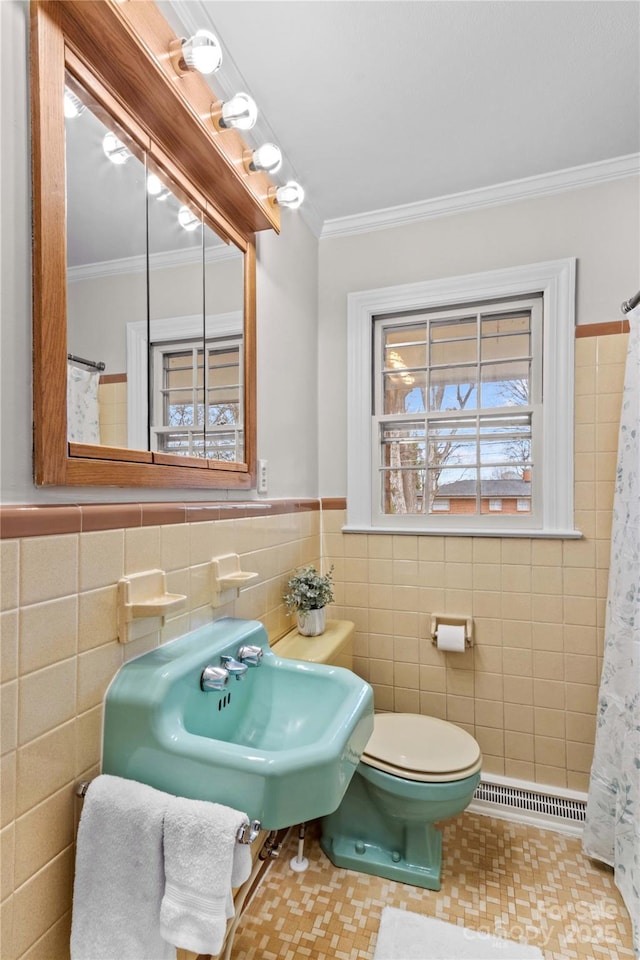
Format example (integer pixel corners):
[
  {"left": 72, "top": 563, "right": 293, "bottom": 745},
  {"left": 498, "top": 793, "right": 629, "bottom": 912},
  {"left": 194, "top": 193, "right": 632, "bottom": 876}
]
[{"left": 272, "top": 619, "right": 354, "bottom": 669}]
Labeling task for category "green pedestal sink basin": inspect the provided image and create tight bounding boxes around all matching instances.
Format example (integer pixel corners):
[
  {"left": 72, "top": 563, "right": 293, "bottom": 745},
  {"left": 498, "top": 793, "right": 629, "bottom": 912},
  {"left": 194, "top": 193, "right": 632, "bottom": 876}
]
[{"left": 103, "top": 618, "right": 374, "bottom": 829}]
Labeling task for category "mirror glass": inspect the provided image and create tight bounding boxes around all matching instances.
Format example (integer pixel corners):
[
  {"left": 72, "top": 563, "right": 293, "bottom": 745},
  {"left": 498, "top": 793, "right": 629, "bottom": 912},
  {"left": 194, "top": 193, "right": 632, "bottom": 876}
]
[{"left": 64, "top": 75, "right": 245, "bottom": 460}]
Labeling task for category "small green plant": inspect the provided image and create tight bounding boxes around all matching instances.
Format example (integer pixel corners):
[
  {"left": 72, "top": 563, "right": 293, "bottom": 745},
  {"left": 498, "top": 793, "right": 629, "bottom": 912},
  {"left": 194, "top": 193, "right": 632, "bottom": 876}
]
[{"left": 283, "top": 564, "right": 334, "bottom": 614}]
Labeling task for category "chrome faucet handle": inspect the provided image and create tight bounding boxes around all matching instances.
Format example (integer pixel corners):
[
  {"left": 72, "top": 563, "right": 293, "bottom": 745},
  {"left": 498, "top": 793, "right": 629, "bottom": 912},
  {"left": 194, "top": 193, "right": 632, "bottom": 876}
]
[
  {"left": 237, "top": 644, "right": 263, "bottom": 667},
  {"left": 220, "top": 655, "right": 249, "bottom": 680},
  {"left": 200, "top": 665, "right": 229, "bottom": 692}
]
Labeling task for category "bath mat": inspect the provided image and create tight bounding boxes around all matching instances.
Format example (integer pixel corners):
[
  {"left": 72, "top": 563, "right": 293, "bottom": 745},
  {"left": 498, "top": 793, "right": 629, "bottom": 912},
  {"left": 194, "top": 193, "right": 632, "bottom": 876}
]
[{"left": 373, "top": 906, "right": 544, "bottom": 959}]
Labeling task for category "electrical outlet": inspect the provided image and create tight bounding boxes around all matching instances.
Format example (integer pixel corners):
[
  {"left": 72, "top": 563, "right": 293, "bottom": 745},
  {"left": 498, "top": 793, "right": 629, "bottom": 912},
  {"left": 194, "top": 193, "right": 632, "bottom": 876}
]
[{"left": 257, "top": 459, "right": 268, "bottom": 494}]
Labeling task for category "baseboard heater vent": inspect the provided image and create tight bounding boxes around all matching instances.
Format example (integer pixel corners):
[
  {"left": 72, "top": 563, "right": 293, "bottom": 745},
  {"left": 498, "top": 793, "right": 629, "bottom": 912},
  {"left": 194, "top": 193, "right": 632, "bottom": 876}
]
[{"left": 470, "top": 780, "right": 587, "bottom": 836}]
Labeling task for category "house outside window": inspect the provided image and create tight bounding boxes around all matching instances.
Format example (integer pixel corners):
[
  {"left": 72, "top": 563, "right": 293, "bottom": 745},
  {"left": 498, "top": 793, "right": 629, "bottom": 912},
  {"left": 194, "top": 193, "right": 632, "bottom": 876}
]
[{"left": 346, "top": 259, "right": 577, "bottom": 536}]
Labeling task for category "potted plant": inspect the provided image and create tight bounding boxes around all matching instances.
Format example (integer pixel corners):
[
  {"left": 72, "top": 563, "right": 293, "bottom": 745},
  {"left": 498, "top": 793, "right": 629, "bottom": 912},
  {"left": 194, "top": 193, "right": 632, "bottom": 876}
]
[{"left": 283, "top": 564, "right": 335, "bottom": 636}]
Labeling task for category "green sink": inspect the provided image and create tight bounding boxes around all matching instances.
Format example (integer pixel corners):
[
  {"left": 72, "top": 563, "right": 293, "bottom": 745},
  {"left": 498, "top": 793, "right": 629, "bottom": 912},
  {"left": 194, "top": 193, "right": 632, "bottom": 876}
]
[{"left": 103, "top": 618, "right": 374, "bottom": 829}]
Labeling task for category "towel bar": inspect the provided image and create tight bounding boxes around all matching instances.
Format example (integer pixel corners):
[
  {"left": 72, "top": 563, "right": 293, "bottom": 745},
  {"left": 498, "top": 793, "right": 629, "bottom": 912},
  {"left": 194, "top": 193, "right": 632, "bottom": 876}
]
[{"left": 75, "top": 781, "right": 261, "bottom": 844}]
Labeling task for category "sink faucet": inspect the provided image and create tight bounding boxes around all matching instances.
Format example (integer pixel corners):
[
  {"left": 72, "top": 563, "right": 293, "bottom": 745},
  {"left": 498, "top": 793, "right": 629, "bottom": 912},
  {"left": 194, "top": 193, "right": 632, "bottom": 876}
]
[
  {"left": 200, "top": 665, "right": 229, "bottom": 692},
  {"left": 220, "top": 655, "right": 248, "bottom": 681},
  {"left": 237, "top": 644, "right": 263, "bottom": 667}
]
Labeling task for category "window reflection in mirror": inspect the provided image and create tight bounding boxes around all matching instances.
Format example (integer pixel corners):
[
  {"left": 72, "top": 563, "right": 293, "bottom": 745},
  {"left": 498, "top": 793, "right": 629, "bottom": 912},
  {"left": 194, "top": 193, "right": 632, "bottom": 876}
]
[{"left": 64, "top": 75, "right": 245, "bottom": 460}]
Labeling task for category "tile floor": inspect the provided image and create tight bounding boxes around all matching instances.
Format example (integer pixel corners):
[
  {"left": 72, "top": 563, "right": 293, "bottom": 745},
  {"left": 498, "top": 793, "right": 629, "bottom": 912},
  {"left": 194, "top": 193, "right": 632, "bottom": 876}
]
[{"left": 232, "top": 814, "right": 635, "bottom": 959}]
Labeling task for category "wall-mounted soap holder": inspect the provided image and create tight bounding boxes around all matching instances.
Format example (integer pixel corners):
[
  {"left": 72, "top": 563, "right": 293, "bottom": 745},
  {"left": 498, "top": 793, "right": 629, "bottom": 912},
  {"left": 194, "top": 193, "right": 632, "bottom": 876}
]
[
  {"left": 430, "top": 614, "right": 474, "bottom": 648},
  {"left": 212, "top": 553, "right": 258, "bottom": 606},
  {"left": 117, "top": 569, "right": 187, "bottom": 644}
]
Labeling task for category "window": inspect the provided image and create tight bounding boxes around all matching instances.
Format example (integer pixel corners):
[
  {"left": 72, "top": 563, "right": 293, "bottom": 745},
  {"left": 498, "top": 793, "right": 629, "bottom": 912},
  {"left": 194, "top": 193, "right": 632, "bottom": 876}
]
[
  {"left": 347, "top": 259, "right": 577, "bottom": 536},
  {"left": 151, "top": 336, "right": 243, "bottom": 461}
]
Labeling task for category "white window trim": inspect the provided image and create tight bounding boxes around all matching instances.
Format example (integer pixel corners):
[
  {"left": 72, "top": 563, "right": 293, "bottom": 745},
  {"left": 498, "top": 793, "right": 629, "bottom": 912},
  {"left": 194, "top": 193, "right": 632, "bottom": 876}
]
[
  {"left": 346, "top": 258, "right": 579, "bottom": 537},
  {"left": 126, "top": 311, "right": 242, "bottom": 449}
]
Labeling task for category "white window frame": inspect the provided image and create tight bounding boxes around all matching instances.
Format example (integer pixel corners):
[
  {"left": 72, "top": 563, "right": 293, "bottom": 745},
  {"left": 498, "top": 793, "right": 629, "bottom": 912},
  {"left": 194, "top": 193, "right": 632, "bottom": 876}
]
[
  {"left": 126, "top": 311, "right": 242, "bottom": 449},
  {"left": 517, "top": 498, "right": 530, "bottom": 512},
  {"left": 488, "top": 498, "right": 503, "bottom": 512},
  {"left": 346, "top": 258, "right": 578, "bottom": 537}
]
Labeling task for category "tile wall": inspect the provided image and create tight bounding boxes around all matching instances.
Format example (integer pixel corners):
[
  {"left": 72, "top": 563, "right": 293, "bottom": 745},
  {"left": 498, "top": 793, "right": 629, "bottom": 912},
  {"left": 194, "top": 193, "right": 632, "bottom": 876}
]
[
  {"left": 324, "top": 331, "right": 627, "bottom": 792},
  {"left": 0, "top": 507, "right": 321, "bottom": 960},
  {"left": 0, "top": 328, "right": 627, "bottom": 959}
]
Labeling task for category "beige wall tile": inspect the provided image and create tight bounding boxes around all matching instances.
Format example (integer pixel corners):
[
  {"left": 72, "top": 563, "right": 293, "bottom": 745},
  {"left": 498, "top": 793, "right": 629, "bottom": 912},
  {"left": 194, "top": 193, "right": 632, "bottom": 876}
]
[
  {"left": 475, "top": 699, "right": 503, "bottom": 729},
  {"left": 505, "top": 731, "right": 534, "bottom": 762},
  {"left": 566, "top": 711, "right": 597, "bottom": 744},
  {"left": 1, "top": 611, "right": 18, "bottom": 683},
  {"left": 20, "top": 536, "right": 78, "bottom": 606},
  {"left": 1, "top": 822, "right": 15, "bottom": 904},
  {"left": 534, "top": 707, "right": 565, "bottom": 739},
  {"left": 392, "top": 536, "right": 418, "bottom": 561},
  {"left": 18, "top": 661, "right": 76, "bottom": 747},
  {"left": 534, "top": 736, "right": 566, "bottom": 768},
  {"left": 475, "top": 725, "right": 504, "bottom": 757},
  {"left": 506, "top": 624, "right": 535, "bottom": 656},
  {"left": 565, "top": 682, "right": 599, "bottom": 714},
  {"left": 531, "top": 622, "right": 563, "bottom": 652},
  {"left": 125, "top": 526, "right": 161, "bottom": 575},
  {"left": 78, "top": 587, "right": 118, "bottom": 652},
  {"left": 1, "top": 541, "right": 19, "bottom": 612},
  {"left": 395, "top": 688, "right": 420, "bottom": 712},
  {"left": 567, "top": 740, "right": 594, "bottom": 774},
  {"left": 535, "top": 764, "right": 567, "bottom": 789},
  {"left": 16, "top": 723, "right": 76, "bottom": 818},
  {"left": 420, "top": 691, "right": 446, "bottom": 719},
  {"left": 503, "top": 647, "right": 532, "bottom": 677},
  {"left": 1, "top": 752, "right": 16, "bottom": 828},
  {"left": 14, "top": 786, "right": 74, "bottom": 888},
  {"left": 20, "top": 598, "right": 78, "bottom": 674},
  {"left": 21, "top": 910, "right": 72, "bottom": 960},
  {"left": 12, "top": 847, "right": 74, "bottom": 958},
  {"left": 1, "top": 681, "right": 17, "bottom": 755},
  {"left": 446, "top": 695, "right": 474, "bottom": 725},
  {"left": 472, "top": 564, "right": 501, "bottom": 591},
  {"left": 76, "top": 643, "right": 122, "bottom": 714},
  {"left": 532, "top": 650, "right": 564, "bottom": 681},
  {"left": 504, "top": 703, "right": 533, "bottom": 734},
  {"left": 78, "top": 530, "right": 124, "bottom": 591},
  {"left": 76, "top": 706, "right": 103, "bottom": 776}
]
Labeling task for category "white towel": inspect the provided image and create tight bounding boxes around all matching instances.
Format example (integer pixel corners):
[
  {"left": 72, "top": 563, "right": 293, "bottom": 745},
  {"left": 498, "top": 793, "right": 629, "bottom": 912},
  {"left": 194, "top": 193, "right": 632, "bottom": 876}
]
[
  {"left": 70, "top": 774, "right": 176, "bottom": 960},
  {"left": 160, "top": 796, "right": 252, "bottom": 956}
]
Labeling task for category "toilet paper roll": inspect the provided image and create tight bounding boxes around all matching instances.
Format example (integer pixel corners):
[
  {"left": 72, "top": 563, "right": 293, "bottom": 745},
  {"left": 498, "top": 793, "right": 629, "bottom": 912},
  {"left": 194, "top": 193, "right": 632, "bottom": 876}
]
[{"left": 435, "top": 623, "right": 466, "bottom": 652}]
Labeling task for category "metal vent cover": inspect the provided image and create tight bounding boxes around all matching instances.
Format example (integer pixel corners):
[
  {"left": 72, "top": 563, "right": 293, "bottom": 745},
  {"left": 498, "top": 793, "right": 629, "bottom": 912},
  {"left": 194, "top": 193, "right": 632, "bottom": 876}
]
[{"left": 473, "top": 780, "right": 587, "bottom": 822}]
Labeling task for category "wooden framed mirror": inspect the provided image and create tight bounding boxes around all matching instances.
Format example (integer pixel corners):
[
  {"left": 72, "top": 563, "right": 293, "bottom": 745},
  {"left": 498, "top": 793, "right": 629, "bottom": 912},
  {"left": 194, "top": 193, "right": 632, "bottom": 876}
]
[{"left": 30, "top": 0, "right": 279, "bottom": 488}]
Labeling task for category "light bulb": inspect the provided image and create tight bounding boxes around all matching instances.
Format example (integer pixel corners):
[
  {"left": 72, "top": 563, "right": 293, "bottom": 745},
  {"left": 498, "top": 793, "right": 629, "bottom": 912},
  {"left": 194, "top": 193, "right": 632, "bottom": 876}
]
[
  {"left": 63, "top": 88, "right": 85, "bottom": 119},
  {"left": 247, "top": 143, "right": 282, "bottom": 174},
  {"left": 181, "top": 30, "right": 222, "bottom": 75},
  {"left": 102, "top": 131, "right": 131, "bottom": 165},
  {"left": 178, "top": 205, "right": 201, "bottom": 231},
  {"left": 147, "top": 173, "right": 171, "bottom": 200},
  {"left": 218, "top": 93, "right": 258, "bottom": 131},
  {"left": 273, "top": 181, "right": 305, "bottom": 210}
]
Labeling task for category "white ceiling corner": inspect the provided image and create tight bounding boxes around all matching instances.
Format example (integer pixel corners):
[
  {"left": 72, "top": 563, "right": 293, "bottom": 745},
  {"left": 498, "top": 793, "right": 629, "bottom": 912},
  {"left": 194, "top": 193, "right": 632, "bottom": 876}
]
[{"left": 163, "top": 1, "right": 640, "bottom": 240}]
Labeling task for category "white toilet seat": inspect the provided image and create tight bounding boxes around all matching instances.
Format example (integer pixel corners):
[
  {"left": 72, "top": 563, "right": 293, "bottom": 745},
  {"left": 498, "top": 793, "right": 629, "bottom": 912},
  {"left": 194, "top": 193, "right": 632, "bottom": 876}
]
[{"left": 361, "top": 713, "right": 482, "bottom": 783}]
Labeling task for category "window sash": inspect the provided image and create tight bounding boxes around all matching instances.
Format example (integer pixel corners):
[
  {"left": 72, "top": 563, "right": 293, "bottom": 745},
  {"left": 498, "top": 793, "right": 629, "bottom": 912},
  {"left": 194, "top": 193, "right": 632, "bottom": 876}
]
[
  {"left": 151, "top": 336, "right": 243, "bottom": 461},
  {"left": 373, "top": 297, "right": 541, "bottom": 526},
  {"left": 347, "top": 259, "right": 576, "bottom": 536}
]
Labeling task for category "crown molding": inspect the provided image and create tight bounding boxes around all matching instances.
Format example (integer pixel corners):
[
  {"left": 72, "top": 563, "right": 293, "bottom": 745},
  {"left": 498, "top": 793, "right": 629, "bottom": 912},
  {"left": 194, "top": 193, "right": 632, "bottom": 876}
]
[
  {"left": 321, "top": 153, "right": 640, "bottom": 240},
  {"left": 67, "top": 242, "right": 240, "bottom": 282}
]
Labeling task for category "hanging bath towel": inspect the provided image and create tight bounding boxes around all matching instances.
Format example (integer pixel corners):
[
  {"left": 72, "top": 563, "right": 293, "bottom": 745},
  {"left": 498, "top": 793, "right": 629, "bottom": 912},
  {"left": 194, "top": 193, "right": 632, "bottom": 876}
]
[
  {"left": 70, "top": 774, "right": 176, "bottom": 960},
  {"left": 160, "top": 795, "right": 252, "bottom": 956}
]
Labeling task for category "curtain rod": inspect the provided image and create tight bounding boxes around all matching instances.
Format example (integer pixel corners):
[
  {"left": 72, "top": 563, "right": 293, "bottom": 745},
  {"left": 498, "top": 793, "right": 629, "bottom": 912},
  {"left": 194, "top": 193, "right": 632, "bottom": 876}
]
[
  {"left": 621, "top": 290, "right": 640, "bottom": 314},
  {"left": 67, "top": 353, "right": 106, "bottom": 372}
]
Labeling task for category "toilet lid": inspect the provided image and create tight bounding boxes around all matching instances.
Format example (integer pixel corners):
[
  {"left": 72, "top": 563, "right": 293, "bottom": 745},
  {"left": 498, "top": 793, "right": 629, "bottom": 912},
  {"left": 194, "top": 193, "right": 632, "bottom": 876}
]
[{"left": 362, "top": 713, "right": 482, "bottom": 783}]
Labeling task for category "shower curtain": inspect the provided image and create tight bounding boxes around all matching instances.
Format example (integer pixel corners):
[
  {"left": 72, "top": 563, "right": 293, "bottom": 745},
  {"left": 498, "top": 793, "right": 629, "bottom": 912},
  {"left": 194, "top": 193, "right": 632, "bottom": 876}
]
[
  {"left": 583, "top": 307, "right": 640, "bottom": 957},
  {"left": 67, "top": 362, "right": 101, "bottom": 444}
]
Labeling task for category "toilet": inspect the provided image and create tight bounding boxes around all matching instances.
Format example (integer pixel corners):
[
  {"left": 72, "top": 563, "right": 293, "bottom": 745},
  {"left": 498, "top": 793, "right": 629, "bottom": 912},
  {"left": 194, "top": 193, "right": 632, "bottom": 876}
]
[{"left": 272, "top": 619, "right": 482, "bottom": 891}]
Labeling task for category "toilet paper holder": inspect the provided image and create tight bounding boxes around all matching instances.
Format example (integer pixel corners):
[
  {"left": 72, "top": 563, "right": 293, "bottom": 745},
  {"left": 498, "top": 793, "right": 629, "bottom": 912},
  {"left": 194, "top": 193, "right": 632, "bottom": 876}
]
[{"left": 430, "top": 615, "right": 474, "bottom": 648}]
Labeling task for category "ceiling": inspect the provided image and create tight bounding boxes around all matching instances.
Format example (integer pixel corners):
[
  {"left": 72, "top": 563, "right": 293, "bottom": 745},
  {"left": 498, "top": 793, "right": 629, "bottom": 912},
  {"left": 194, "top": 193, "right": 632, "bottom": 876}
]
[{"left": 163, "top": 0, "right": 640, "bottom": 236}]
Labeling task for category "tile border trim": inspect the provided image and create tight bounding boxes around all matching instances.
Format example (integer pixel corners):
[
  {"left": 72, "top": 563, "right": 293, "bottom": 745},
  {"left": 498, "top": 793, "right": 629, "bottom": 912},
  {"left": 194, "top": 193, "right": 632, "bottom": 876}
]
[
  {"left": 0, "top": 499, "right": 321, "bottom": 539},
  {"left": 575, "top": 320, "right": 630, "bottom": 338}
]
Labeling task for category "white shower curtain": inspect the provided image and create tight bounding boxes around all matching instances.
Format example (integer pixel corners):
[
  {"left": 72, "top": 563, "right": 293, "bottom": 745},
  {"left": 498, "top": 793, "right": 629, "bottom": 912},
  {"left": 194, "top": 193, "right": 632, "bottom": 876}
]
[
  {"left": 67, "top": 362, "right": 101, "bottom": 444},
  {"left": 583, "top": 306, "right": 640, "bottom": 957}
]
